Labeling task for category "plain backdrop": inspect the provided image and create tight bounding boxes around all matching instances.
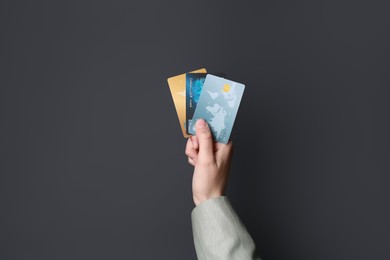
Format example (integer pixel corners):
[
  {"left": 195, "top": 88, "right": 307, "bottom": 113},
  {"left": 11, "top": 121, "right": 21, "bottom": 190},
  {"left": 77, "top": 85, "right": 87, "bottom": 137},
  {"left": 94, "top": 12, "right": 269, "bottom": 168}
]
[{"left": 1, "top": 0, "right": 389, "bottom": 259}]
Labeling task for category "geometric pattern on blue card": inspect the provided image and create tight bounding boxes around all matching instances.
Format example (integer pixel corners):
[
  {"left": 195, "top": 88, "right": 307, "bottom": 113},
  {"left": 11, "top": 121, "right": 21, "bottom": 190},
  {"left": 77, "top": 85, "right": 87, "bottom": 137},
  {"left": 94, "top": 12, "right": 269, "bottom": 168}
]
[{"left": 188, "top": 74, "right": 245, "bottom": 144}]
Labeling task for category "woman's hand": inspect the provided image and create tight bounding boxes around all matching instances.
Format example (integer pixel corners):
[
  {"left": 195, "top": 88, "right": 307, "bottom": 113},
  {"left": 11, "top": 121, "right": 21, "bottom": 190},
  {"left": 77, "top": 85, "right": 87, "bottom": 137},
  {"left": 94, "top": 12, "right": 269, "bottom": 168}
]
[{"left": 185, "top": 119, "right": 234, "bottom": 206}]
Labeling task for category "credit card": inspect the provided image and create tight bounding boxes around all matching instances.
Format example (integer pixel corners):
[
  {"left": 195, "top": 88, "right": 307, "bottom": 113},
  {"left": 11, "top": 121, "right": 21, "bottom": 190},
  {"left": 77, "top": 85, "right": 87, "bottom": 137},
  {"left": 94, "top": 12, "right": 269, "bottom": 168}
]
[
  {"left": 186, "top": 73, "right": 207, "bottom": 134},
  {"left": 167, "top": 68, "right": 206, "bottom": 138},
  {"left": 188, "top": 74, "right": 245, "bottom": 144}
]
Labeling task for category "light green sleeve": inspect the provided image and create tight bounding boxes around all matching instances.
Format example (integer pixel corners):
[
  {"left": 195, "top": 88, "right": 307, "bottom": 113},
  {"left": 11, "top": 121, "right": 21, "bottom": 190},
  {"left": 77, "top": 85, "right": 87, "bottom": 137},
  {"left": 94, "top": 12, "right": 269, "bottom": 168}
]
[{"left": 191, "top": 196, "right": 261, "bottom": 260}]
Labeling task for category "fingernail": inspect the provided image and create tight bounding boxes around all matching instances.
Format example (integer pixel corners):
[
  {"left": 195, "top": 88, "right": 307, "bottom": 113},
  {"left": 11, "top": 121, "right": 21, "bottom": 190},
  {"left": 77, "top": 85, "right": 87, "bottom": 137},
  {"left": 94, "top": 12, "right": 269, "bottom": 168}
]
[{"left": 196, "top": 119, "right": 206, "bottom": 128}]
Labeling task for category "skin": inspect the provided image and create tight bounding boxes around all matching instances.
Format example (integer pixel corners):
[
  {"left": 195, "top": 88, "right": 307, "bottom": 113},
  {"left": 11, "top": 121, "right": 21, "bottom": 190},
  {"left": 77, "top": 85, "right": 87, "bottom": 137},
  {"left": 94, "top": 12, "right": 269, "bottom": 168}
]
[{"left": 185, "top": 119, "right": 234, "bottom": 206}]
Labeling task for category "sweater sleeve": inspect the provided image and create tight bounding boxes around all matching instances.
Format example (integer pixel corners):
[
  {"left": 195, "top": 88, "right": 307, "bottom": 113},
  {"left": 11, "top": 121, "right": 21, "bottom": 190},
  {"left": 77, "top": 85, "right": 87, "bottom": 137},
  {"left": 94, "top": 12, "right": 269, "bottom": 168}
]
[{"left": 191, "top": 196, "right": 261, "bottom": 260}]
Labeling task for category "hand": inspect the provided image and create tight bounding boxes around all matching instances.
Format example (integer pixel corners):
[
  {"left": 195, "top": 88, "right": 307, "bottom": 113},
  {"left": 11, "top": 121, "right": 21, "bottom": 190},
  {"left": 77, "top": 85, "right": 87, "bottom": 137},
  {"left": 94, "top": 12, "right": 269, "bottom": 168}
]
[{"left": 185, "top": 119, "right": 234, "bottom": 206}]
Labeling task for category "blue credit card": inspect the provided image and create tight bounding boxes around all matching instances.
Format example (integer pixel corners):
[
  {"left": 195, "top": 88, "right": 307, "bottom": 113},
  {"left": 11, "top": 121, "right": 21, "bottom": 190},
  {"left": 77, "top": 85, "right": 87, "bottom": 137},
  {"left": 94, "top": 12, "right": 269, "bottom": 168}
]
[
  {"left": 186, "top": 73, "right": 207, "bottom": 134},
  {"left": 188, "top": 74, "right": 245, "bottom": 144}
]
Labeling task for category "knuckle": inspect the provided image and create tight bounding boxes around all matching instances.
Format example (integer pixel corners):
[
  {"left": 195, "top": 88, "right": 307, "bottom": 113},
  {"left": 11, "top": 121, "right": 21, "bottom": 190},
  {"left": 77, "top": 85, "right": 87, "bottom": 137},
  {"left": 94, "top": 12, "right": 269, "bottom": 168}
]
[{"left": 188, "top": 158, "right": 194, "bottom": 166}]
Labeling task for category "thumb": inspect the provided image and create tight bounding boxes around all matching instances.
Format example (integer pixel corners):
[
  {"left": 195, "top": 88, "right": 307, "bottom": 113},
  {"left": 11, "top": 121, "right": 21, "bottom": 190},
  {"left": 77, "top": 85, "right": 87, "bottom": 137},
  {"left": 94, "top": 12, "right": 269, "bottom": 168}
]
[{"left": 195, "top": 119, "right": 215, "bottom": 162}]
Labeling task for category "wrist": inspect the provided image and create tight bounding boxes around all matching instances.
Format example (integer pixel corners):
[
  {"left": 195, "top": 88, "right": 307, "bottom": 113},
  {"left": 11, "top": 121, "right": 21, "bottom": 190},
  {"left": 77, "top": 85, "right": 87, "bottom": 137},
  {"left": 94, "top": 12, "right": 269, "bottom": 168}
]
[{"left": 193, "top": 192, "right": 224, "bottom": 206}]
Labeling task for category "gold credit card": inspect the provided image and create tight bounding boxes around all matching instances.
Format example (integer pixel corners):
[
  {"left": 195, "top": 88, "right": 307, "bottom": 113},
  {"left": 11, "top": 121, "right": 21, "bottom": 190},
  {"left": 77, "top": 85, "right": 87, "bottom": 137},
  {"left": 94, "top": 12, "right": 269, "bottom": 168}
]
[{"left": 167, "top": 68, "right": 207, "bottom": 138}]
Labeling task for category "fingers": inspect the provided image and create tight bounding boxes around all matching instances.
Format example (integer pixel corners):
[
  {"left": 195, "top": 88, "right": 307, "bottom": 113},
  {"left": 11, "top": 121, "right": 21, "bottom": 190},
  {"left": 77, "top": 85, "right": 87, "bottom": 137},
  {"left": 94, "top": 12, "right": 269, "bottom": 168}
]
[
  {"left": 195, "top": 119, "right": 215, "bottom": 163},
  {"left": 185, "top": 138, "right": 198, "bottom": 166},
  {"left": 190, "top": 136, "right": 199, "bottom": 150},
  {"left": 215, "top": 141, "right": 233, "bottom": 164},
  {"left": 185, "top": 138, "right": 198, "bottom": 158},
  {"left": 215, "top": 140, "right": 233, "bottom": 151},
  {"left": 188, "top": 157, "right": 196, "bottom": 167}
]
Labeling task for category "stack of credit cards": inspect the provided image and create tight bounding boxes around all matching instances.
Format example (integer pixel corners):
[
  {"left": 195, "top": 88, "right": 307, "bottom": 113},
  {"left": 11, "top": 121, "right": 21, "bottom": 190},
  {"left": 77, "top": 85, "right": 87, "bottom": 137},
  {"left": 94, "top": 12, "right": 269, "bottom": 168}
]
[{"left": 167, "top": 68, "right": 245, "bottom": 144}]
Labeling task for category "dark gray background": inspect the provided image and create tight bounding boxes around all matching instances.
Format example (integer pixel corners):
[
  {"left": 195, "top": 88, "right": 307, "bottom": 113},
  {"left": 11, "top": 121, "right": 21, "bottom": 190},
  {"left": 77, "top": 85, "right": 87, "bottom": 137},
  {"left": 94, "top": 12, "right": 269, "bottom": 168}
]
[{"left": 1, "top": 0, "right": 389, "bottom": 259}]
